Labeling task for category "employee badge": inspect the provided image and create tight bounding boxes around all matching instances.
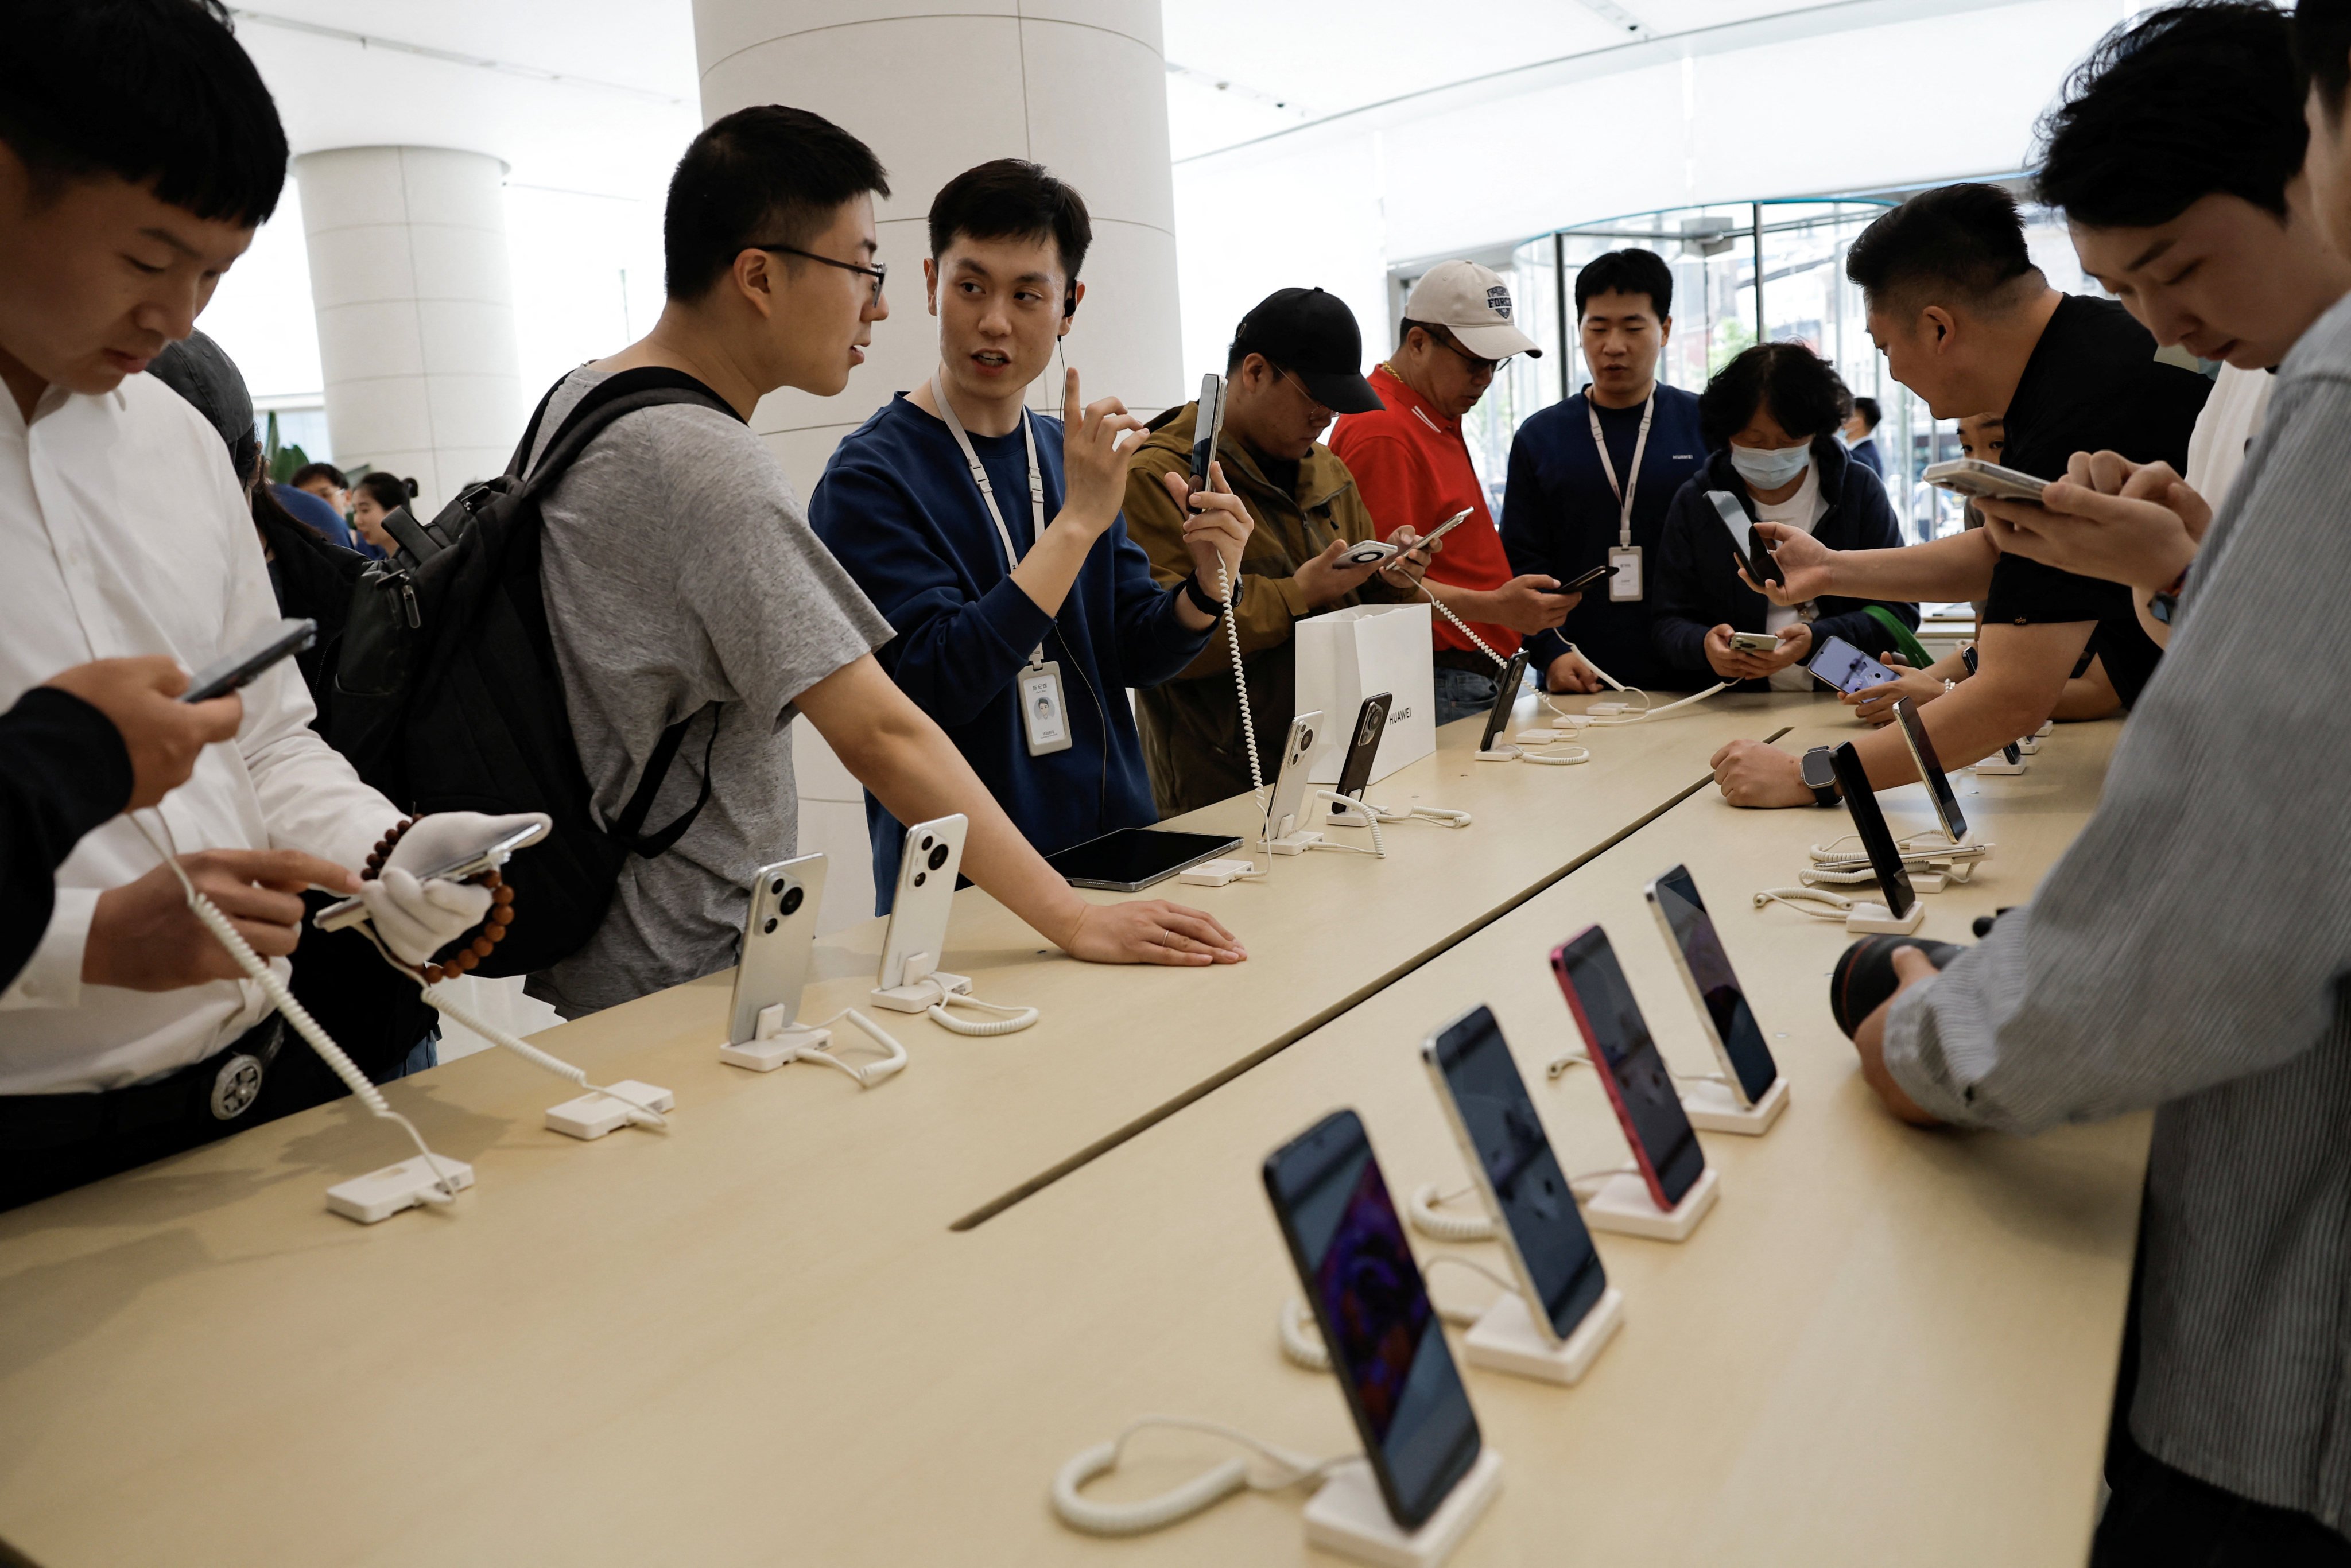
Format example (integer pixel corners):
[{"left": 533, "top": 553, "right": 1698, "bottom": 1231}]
[{"left": 1020, "top": 655, "right": 1072, "bottom": 756}]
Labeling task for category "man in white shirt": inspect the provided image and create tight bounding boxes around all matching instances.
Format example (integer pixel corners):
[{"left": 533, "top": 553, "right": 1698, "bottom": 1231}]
[{"left": 0, "top": 0, "right": 528, "bottom": 1207}]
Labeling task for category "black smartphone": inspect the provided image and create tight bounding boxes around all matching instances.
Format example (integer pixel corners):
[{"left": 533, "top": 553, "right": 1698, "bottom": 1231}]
[
  {"left": 1549, "top": 929, "right": 1708, "bottom": 1211},
  {"left": 181, "top": 616, "right": 317, "bottom": 703},
  {"left": 1475, "top": 651, "right": 1531, "bottom": 754},
  {"left": 1889, "top": 697, "right": 1968, "bottom": 844},
  {"left": 1831, "top": 742, "right": 1915, "bottom": 918},
  {"left": 1189, "top": 372, "right": 1226, "bottom": 492},
  {"left": 1960, "top": 644, "right": 1979, "bottom": 677},
  {"left": 1263, "top": 1110, "right": 1482, "bottom": 1531},
  {"left": 1422, "top": 1006, "right": 1610, "bottom": 1346},
  {"left": 1548, "top": 563, "right": 1617, "bottom": 595},
  {"left": 1747, "top": 525, "right": 1787, "bottom": 588},
  {"left": 1644, "top": 865, "right": 1779, "bottom": 1107},
  {"left": 1330, "top": 693, "right": 1392, "bottom": 813}
]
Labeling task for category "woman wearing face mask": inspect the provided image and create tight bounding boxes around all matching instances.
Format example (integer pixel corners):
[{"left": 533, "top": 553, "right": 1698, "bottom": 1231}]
[{"left": 1650, "top": 342, "right": 1915, "bottom": 690}]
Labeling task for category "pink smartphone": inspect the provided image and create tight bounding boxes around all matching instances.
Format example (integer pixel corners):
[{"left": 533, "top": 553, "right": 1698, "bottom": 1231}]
[{"left": 1549, "top": 926, "right": 1708, "bottom": 1210}]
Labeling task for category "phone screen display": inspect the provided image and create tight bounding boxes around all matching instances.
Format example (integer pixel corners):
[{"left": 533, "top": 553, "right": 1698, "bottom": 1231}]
[
  {"left": 1551, "top": 930, "right": 1706, "bottom": 1209},
  {"left": 1647, "top": 867, "right": 1778, "bottom": 1105},
  {"left": 1806, "top": 635, "right": 1897, "bottom": 695},
  {"left": 1264, "top": 1111, "right": 1481, "bottom": 1529},
  {"left": 1891, "top": 698, "right": 1968, "bottom": 843},
  {"left": 1832, "top": 743, "right": 1914, "bottom": 917},
  {"left": 1476, "top": 652, "right": 1531, "bottom": 752},
  {"left": 1429, "top": 1008, "right": 1608, "bottom": 1341}
]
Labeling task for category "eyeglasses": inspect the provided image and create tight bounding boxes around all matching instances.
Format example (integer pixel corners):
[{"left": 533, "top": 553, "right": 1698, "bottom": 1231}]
[
  {"left": 1429, "top": 327, "right": 1512, "bottom": 375},
  {"left": 757, "top": 243, "right": 887, "bottom": 308},
  {"left": 1271, "top": 364, "right": 1334, "bottom": 417}
]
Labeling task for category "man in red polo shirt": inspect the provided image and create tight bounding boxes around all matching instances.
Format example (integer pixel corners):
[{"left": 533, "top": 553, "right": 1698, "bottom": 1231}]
[{"left": 1331, "top": 261, "right": 1575, "bottom": 725}]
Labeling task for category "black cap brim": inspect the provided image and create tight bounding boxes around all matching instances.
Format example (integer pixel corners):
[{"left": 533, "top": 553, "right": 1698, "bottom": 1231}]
[{"left": 1295, "top": 367, "right": 1384, "bottom": 416}]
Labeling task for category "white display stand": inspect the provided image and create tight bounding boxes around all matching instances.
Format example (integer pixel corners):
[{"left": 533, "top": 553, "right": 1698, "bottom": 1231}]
[
  {"left": 325, "top": 1156, "right": 475, "bottom": 1224},
  {"left": 1582, "top": 1165, "right": 1719, "bottom": 1241},
  {"left": 1471, "top": 745, "right": 1518, "bottom": 763},
  {"left": 545, "top": 1080, "right": 673, "bottom": 1140},
  {"left": 1463, "top": 1288, "right": 1624, "bottom": 1385},
  {"left": 720, "top": 1022, "right": 828, "bottom": 1072},
  {"left": 1679, "top": 1076, "right": 1789, "bottom": 1136},
  {"left": 1304, "top": 1448, "right": 1504, "bottom": 1568},
  {"left": 1268, "top": 828, "right": 1325, "bottom": 856},
  {"left": 1846, "top": 901, "right": 1926, "bottom": 935},
  {"left": 1974, "top": 753, "right": 2029, "bottom": 776},
  {"left": 870, "top": 969, "right": 969, "bottom": 1014}
]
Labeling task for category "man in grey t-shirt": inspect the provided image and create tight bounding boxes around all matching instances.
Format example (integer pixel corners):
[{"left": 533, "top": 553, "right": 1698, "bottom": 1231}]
[
  {"left": 521, "top": 107, "right": 1248, "bottom": 1019},
  {"left": 526, "top": 369, "right": 891, "bottom": 1017}
]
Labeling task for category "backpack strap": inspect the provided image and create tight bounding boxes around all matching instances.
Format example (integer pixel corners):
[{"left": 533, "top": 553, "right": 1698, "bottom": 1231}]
[
  {"left": 507, "top": 377, "right": 568, "bottom": 478},
  {"left": 607, "top": 705, "right": 720, "bottom": 857}
]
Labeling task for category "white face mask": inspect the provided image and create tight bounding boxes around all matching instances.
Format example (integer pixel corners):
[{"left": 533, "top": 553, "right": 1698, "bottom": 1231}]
[{"left": 1729, "top": 440, "right": 1811, "bottom": 489}]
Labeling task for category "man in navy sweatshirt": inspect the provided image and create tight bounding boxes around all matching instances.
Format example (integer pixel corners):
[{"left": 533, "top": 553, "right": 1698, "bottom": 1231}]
[{"left": 810, "top": 159, "right": 1252, "bottom": 910}]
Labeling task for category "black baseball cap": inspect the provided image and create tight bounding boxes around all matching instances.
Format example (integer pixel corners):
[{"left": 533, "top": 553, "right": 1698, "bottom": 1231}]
[
  {"left": 1230, "top": 287, "right": 1383, "bottom": 414},
  {"left": 150, "top": 329, "right": 261, "bottom": 482}
]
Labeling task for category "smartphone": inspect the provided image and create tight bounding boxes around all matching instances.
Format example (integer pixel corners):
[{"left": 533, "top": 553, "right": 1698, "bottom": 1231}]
[
  {"left": 1549, "top": 563, "right": 1617, "bottom": 595},
  {"left": 1922, "top": 457, "right": 2047, "bottom": 503},
  {"left": 727, "top": 853, "right": 827, "bottom": 1043},
  {"left": 1337, "top": 538, "right": 1400, "bottom": 568},
  {"left": 1550, "top": 927, "right": 1708, "bottom": 1212},
  {"left": 182, "top": 616, "right": 317, "bottom": 703},
  {"left": 1728, "top": 631, "right": 1779, "bottom": 655},
  {"left": 1805, "top": 634, "right": 1898, "bottom": 695},
  {"left": 1475, "top": 651, "right": 1532, "bottom": 754},
  {"left": 1746, "top": 525, "right": 1787, "bottom": 588},
  {"left": 1422, "top": 1006, "right": 1611, "bottom": 1346},
  {"left": 1264, "top": 711, "right": 1324, "bottom": 841},
  {"left": 1830, "top": 742, "right": 1914, "bottom": 918},
  {"left": 312, "top": 818, "right": 549, "bottom": 932},
  {"left": 1644, "top": 865, "right": 1779, "bottom": 1108},
  {"left": 1419, "top": 507, "right": 1474, "bottom": 549},
  {"left": 879, "top": 814, "right": 968, "bottom": 989},
  {"left": 1329, "top": 693, "right": 1392, "bottom": 813},
  {"left": 1960, "top": 644, "right": 1979, "bottom": 677},
  {"left": 1890, "top": 697, "right": 1969, "bottom": 844},
  {"left": 1189, "top": 372, "right": 1225, "bottom": 492},
  {"left": 1263, "top": 1109, "right": 1483, "bottom": 1531}
]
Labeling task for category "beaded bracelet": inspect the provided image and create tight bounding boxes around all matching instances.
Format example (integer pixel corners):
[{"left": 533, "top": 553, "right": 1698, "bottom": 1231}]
[{"left": 362, "top": 817, "right": 519, "bottom": 983}]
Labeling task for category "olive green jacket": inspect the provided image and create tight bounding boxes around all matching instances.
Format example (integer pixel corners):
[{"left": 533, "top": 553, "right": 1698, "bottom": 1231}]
[{"left": 1123, "top": 402, "right": 1411, "bottom": 817}]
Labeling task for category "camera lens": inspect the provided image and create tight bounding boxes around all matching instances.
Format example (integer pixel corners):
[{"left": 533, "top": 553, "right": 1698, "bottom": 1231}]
[
  {"left": 927, "top": 843, "right": 949, "bottom": 871},
  {"left": 920, "top": 835, "right": 934, "bottom": 852},
  {"left": 913, "top": 871, "right": 927, "bottom": 888},
  {"left": 762, "top": 917, "right": 778, "bottom": 934},
  {"left": 780, "top": 887, "right": 804, "bottom": 915},
  {"left": 769, "top": 878, "right": 785, "bottom": 896},
  {"left": 1301, "top": 729, "right": 1314, "bottom": 750}
]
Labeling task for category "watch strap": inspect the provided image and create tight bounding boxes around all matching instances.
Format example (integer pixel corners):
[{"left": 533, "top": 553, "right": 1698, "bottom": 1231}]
[{"left": 1182, "top": 571, "right": 1225, "bottom": 616}]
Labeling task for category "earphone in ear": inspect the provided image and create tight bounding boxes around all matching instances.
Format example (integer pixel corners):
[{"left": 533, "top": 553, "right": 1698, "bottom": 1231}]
[{"left": 1062, "top": 281, "right": 1078, "bottom": 320}]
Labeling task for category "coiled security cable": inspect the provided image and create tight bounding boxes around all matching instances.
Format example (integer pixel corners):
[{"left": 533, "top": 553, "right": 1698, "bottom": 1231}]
[
  {"left": 131, "top": 813, "right": 464, "bottom": 1205},
  {"left": 1051, "top": 1415, "right": 1345, "bottom": 1537}
]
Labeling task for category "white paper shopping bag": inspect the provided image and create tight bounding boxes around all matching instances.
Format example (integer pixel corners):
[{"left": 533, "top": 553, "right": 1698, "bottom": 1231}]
[{"left": 1294, "top": 603, "right": 1435, "bottom": 786}]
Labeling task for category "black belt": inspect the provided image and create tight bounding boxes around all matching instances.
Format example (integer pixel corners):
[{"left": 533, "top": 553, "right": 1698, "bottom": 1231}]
[
  {"left": 0, "top": 1015, "right": 285, "bottom": 1151},
  {"left": 1433, "top": 648, "right": 1501, "bottom": 676}
]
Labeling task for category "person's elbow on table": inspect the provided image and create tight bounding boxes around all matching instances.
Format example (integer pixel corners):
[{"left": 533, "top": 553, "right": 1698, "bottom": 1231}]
[{"left": 1851, "top": 946, "right": 1946, "bottom": 1127}]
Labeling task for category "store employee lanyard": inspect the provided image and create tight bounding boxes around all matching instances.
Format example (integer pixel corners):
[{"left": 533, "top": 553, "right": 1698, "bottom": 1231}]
[
  {"left": 1589, "top": 390, "right": 1653, "bottom": 601},
  {"left": 930, "top": 369, "right": 1073, "bottom": 757}
]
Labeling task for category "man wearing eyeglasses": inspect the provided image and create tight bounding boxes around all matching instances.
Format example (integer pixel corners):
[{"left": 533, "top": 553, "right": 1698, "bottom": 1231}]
[{"left": 1330, "top": 262, "right": 1572, "bottom": 725}]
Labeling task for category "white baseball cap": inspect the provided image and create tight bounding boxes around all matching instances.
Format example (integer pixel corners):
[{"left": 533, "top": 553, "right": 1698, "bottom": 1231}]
[{"left": 1402, "top": 261, "right": 1543, "bottom": 360}]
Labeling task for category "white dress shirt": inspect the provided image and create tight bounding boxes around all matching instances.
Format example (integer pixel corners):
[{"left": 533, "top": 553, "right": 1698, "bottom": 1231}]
[
  {"left": 0, "top": 372, "right": 398, "bottom": 1094},
  {"left": 2185, "top": 362, "right": 2274, "bottom": 516}
]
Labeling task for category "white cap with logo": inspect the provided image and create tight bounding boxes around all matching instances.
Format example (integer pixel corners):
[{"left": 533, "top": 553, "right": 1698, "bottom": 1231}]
[{"left": 1402, "top": 261, "right": 1543, "bottom": 360}]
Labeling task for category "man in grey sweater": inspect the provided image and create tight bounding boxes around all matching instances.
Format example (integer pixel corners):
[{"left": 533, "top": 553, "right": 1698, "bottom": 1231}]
[{"left": 1847, "top": 4, "right": 2351, "bottom": 1555}]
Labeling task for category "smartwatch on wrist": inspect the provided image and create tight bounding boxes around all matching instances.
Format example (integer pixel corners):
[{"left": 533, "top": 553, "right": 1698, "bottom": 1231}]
[
  {"left": 2147, "top": 565, "right": 2190, "bottom": 626},
  {"left": 1182, "top": 571, "right": 1225, "bottom": 616},
  {"left": 1800, "top": 746, "right": 1839, "bottom": 807}
]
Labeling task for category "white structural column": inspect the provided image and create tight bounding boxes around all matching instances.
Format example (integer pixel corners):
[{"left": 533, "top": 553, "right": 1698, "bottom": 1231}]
[
  {"left": 692, "top": 0, "right": 1183, "bottom": 496},
  {"left": 293, "top": 146, "right": 523, "bottom": 511}
]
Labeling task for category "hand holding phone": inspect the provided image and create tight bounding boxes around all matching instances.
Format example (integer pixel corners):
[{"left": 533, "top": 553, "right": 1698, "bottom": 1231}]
[
  {"left": 1806, "top": 634, "right": 1899, "bottom": 695},
  {"left": 1746, "top": 525, "right": 1787, "bottom": 588},
  {"left": 1922, "top": 457, "right": 2047, "bottom": 503},
  {"left": 1188, "top": 373, "right": 1227, "bottom": 495},
  {"left": 181, "top": 617, "right": 317, "bottom": 703},
  {"left": 40, "top": 656, "right": 244, "bottom": 810},
  {"left": 1549, "top": 564, "right": 1617, "bottom": 596}
]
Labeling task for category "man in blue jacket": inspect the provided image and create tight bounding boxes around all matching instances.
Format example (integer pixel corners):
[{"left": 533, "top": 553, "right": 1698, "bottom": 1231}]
[
  {"left": 1500, "top": 248, "right": 1709, "bottom": 694},
  {"left": 811, "top": 160, "right": 1251, "bottom": 909}
]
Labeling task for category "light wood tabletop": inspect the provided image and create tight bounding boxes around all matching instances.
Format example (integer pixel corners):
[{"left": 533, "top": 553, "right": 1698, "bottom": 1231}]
[{"left": 0, "top": 700, "right": 2138, "bottom": 1566}]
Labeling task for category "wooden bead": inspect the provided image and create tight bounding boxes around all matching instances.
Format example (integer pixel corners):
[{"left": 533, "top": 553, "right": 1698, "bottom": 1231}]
[{"left": 484, "top": 922, "right": 506, "bottom": 944}]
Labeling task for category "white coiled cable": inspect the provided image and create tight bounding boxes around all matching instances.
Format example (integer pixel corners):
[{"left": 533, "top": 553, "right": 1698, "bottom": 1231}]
[
  {"left": 1052, "top": 1415, "right": 1344, "bottom": 1537},
  {"left": 925, "top": 992, "right": 1040, "bottom": 1037},
  {"left": 783, "top": 1007, "right": 911, "bottom": 1088},
  {"left": 416, "top": 979, "right": 670, "bottom": 1127}
]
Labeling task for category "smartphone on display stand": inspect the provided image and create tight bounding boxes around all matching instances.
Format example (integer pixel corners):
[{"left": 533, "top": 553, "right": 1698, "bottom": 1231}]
[
  {"left": 1476, "top": 651, "right": 1533, "bottom": 754},
  {"left": 878, "top": 814, "right": 967, "bottom": 989},
  {"left": 1805, "top": 634, "right": 1899, "bottom": 695},
  {"left": 1329, "top": 693, "right": 1392, "bottom": 817},
  {"left": 182, "top": 616, "right": 317, "bottom": 703},
  {"left": 1922, "top": 457, "right": 2047, "bottom": 503},
  {"left": 1830, "top": 743, "right": 1915, "bottom": 918},
  {"left": 1189, "top": 373, "right": 1225, "bottom": 492},
  {"left": 1644, "top": 865, "right": 1780, "bottom": 1108},
  {"left": 1263, "top": 1109, "right": 1484, "bottom": 1531},
  {"left": 1422, "top": 1006, "right": 1611, "bottom": 1346},
  {"left": 1889, "top": 697, "right": 1969, "bottom": 844},
  {"left": 1264, "top": 711, "right": 1324, "bottom": 841},
  {"left": 727, "top": 853, "right": 827, "bottom": 1043},
  {"left": 1549, "top": 927, "right": 1708, "bottom": 1211}
]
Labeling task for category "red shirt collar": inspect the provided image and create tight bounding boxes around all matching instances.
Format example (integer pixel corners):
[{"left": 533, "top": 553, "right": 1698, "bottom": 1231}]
[{"left": 1370, "top": 363, "right": 1460, "bottom": 438}]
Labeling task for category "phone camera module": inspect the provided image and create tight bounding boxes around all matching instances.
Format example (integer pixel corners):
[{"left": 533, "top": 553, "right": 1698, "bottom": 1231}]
[
  {"left": 1300, "top": 728, "right": 1314, "bottom": 751},
  {"left": 762, "top": 917, "right": 778, "bottom": 934},
  {"left": 769, "top": 878, "right": 785, "bottom": 896},
  {"left": 779, "top": 887, "right": 804, "bottom": 916},
  {"left": 913, "top": 871, "right": 927, "bottom": 888},
  {"left": 919, "top": 835, "right": 934, "bottom": 852},
  {"left": 926, "top": 844, "right": 949, "bottom": 872}
]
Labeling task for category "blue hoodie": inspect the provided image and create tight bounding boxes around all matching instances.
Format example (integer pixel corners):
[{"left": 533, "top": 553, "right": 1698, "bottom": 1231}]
[{"left": 810, "top": 393, "right": 1209, "bottom": 910}]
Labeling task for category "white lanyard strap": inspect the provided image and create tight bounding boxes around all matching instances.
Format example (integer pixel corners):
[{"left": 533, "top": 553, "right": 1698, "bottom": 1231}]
[
  {"left": 930, "top": 369, "right": 1047, "bottom": 571},
  {"left": 1588, "top": 390, "right": 1655, "bottom": 549}
]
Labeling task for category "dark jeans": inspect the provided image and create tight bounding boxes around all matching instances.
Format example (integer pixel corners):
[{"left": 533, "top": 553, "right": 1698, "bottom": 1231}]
[{"left": 2095, "top": 1429, "right": 2351, "bottom": 1566}]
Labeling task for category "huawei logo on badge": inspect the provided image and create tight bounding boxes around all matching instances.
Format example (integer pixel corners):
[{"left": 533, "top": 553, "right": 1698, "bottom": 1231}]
[
  {"left": 1486, "top": 285, "right": 1513, "bottom": 321},
  {"left": 1391, "top": 704, "right": 1413, "bottom": 722}
]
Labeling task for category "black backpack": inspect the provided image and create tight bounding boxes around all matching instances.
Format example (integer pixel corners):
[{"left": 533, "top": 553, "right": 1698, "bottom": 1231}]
[{"left": 329, "top": 367, "right": 742, "bottom": 977}]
